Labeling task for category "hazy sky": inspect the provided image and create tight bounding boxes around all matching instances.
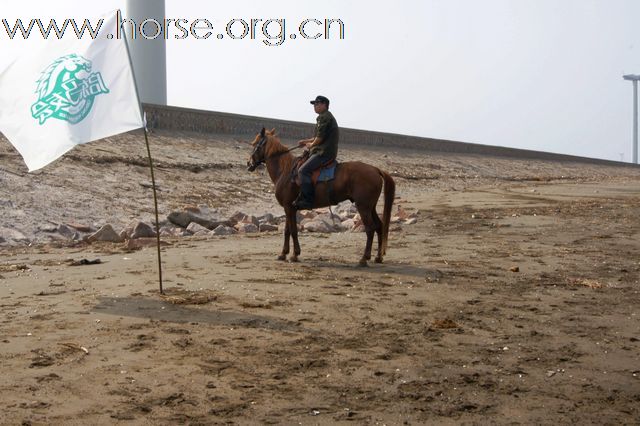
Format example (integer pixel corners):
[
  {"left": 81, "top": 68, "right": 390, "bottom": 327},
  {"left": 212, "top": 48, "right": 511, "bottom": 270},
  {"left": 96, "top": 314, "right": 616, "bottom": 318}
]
[{"left": 1, "top": 1, "right": 639, "bottom": 161}]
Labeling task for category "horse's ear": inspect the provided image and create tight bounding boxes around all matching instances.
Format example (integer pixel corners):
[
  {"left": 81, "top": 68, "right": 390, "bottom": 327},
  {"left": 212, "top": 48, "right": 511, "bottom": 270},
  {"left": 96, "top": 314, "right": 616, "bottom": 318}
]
[
  {"left": 270, "top": 128, "right": 276, "bottom": 135},
  {"left": 260, "top": 127, "right": 266, "bottom": 137}
]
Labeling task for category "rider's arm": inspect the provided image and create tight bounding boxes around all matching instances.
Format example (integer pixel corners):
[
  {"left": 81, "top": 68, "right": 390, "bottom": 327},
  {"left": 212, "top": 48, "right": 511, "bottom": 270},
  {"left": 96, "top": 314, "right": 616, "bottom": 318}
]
[
  {"left": 308, "top": 136, "right": 323, "bottom": 147},
  {"left": 297, "top": 137, "right": 315, "bottom": 146}
]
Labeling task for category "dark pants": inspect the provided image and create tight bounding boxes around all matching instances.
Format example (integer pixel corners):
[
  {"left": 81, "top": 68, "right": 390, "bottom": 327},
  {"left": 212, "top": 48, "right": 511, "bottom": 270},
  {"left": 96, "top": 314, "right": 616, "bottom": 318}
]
[{"left": 299, "top": 153, "right": 333, "bottom": 185}]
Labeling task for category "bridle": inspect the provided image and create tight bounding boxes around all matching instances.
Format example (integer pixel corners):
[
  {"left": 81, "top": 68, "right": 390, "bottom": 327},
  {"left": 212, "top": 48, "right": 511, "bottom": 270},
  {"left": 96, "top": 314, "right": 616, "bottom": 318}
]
[{"left": 248, "top": 134, "right": 303, "bottom": 170}]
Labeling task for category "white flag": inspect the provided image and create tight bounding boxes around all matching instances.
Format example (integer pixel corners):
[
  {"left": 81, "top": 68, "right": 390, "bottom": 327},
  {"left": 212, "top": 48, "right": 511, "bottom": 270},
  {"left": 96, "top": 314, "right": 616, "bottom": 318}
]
[{"left": 0, "top": 10, "right": 143, "bottom": 172}]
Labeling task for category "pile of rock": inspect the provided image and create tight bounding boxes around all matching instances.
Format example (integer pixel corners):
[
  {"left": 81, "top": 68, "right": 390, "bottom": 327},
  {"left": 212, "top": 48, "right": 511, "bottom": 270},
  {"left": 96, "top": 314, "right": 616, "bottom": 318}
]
[{"left": 39, "top": 201, "right": 419, "bottom": 245}]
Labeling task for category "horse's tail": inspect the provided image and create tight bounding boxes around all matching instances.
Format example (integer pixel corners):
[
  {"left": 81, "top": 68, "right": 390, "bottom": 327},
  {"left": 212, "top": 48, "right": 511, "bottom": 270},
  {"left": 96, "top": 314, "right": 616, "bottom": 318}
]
[{"left": 378, "top": 169, "right": 396, "bottom": 255}]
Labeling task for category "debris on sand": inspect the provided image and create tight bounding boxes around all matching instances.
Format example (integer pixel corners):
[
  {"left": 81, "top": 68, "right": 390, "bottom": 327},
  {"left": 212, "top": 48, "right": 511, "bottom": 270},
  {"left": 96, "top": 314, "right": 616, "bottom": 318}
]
[
  {"left": 66, "top": 258, "right": 102, "bottom": 266},
  {"left": 0, "top": 264, "right": 30, "bottom": 273},
  {"left": 432, "top": 318, "right": 460, "bottom": 329},
  {"left": 567, "top": 278, "right": 603, "bottom": 289},
  {"left": 159, "top": 288, "right": 218, "bottom": 305}
]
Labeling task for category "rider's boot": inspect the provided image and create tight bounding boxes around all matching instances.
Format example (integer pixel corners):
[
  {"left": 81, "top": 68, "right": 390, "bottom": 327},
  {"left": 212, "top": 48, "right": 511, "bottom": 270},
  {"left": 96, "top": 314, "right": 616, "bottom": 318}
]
[{"left": 293, "top": 182, "right": 315, "bottom": 210}]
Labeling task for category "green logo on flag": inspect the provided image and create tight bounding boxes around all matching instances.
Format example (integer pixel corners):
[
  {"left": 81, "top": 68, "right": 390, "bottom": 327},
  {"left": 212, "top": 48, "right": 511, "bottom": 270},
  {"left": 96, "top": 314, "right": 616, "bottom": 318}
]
[{"left": 31, "top": 54, "right": 109, "bottom": 125}]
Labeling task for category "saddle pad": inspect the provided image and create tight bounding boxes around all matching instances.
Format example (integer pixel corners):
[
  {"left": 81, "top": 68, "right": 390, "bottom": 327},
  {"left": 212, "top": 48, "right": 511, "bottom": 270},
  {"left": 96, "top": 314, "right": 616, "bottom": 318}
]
[{"left": 316, "top": 162, "right": 337, "bottom": 182}]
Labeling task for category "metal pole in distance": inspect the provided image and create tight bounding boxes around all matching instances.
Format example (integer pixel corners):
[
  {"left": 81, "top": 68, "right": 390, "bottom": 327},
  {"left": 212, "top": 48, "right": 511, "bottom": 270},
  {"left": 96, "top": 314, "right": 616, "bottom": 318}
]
[
  {"left": 143, "top": 127, "right": 164, "bottom": 294},
  {"left": 633, "top": 80, "right": 638, "bottom": 164}
]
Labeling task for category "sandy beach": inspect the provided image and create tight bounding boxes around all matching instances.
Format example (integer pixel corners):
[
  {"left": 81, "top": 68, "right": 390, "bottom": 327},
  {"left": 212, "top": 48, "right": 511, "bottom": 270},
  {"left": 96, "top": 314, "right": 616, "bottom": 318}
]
[{"left": 1, "top": 131, "right": 639, "bottom": 424}]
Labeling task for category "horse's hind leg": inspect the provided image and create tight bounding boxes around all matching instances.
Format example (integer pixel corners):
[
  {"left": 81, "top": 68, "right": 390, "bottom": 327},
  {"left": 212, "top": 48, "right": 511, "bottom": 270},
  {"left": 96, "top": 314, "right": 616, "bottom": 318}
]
[
  {"left": 371, "top": 208, "right": 384, "bottom": 263},
  {"left": 357, "top": 208, "right": 375, "bottom": 266},
  {"left": 278, "top": 219, "right": 290, "bottom": 261}
]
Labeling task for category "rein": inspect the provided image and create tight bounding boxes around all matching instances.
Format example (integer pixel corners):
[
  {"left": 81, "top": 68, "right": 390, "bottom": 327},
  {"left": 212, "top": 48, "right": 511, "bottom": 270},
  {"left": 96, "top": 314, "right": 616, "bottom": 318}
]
[
  {"left": 253, "top": 142, "right": 303, "bottom": 167},
  {"left": 268, "top": 144, "right": 303, "bottom": 159}
]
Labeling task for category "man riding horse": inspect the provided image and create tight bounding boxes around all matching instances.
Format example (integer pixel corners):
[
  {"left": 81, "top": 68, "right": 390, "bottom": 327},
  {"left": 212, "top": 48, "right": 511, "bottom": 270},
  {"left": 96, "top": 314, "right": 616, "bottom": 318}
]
[{"left": 293, "top": 95, "right": 339, "bottom": 210}]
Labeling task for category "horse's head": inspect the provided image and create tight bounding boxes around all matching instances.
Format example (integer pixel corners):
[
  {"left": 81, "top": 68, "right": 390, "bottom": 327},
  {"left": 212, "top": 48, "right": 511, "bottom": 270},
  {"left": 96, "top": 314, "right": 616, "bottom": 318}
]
[
  {"left": 62, "top": 54, "right": 92, "bottom": 75},
  {"left": 35, "top": 54, "right": 93, "bottom": 100},
  {"left": 247, "top": 127, "right": 276, "bottom": 171}
]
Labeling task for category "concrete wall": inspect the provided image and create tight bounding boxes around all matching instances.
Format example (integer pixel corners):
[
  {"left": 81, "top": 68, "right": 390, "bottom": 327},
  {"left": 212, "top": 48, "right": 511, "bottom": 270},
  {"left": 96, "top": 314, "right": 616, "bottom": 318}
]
[{"left": 143, "top": 104, "right": 637, "bottom": 167}]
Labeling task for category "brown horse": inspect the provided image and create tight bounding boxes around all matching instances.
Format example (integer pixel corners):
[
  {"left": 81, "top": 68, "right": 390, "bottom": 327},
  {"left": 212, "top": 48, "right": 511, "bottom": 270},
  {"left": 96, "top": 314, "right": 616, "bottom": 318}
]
[{"left": 247, "top": 128, "right": 396, "bottom": 266}]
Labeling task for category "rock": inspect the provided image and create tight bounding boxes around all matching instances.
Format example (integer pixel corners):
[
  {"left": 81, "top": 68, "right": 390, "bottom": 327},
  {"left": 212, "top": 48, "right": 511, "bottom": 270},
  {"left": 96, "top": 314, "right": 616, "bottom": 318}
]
[
  {"left": 391, "top": 216, "right": 401, "bottom": 224},
  {"left": 186, "top": 222, "right": 210, "bottom": 235},
  {"left": 87, "top": 224, "right": 123, "bottom": 243},
  {"left": 67, "top": 223, "right": 92, "bottom": 233},
  {"left": 304, "top": 220, "right": 333, "bottom": 233},
  {"left": 57, "top": 224, "right": 79, "bottom": 240},
  {"left": 352, "top": 224, "right": 366, "bottom": 233},
  {"left": 241, "top": 215, "right": 260, "bottom": 226},
  {"left": 229, "top": 211, "right": 247, "bottom": 225},
  {"left": 235, "top": 223, "right": 259, "bottom": 233},
  {"left": 318, "top": 212, "right": 341, "bottom": 223},
  {"left": 341, "top": 218, "right": 356, "bottom": 231},
  {"left": 259, "top": 223, "right": 278, "bottom": 232},
  {"left": 38, "top": 224, "right": 58, "bottom": 233},
  {"left": 167, "top": 211, "right": 192, "bottom": 228},
  {"left": 303, "top": 212, "right": 342, "bottom": 233},
  {"left": 168, "top": 210, "right": 232, "bottom": 230},
  {"left": 404, "top": 218, "right": 418, "bottom": 225},
  {"left": 510, "top": 266, "right": 520, "bottom": 273},
  {"left": 211, "top": 225, "right": 237, "bottom": 236},
  {"left": 131, "top": 222, "right": 157, "bottom": 239},
  {"left": 299, "top": 210, "right": 317, "bottom": 220},
  {"left": 335, "top": 200, "right": 357, "bottom": 220},
  {"left": 120, "top": 220, "right": 156, "bottom": 240},
  {"left": 159, "top": 226, "right": 185, "bottom": 237},
  {"left": 0, "top": 227, "right": 27, "bottom": 243},
  {"left": 258, "top": 213, "right": 275, "bottom": 224}
]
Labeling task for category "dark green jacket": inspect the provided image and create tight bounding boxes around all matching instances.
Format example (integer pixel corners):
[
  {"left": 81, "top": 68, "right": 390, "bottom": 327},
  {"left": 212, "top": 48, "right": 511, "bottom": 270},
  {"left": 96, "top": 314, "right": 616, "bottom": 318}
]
[{"left": 311, "top": 110, "right": 339, "bottom": 158}]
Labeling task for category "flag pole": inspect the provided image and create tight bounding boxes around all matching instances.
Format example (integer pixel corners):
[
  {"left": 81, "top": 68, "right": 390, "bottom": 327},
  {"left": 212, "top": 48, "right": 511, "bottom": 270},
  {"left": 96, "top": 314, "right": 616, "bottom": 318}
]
[
  {"left": 119, "top": 9, "right": 164, "bottom": 294},
  {"left": 143, "top": 126, "right": 164, "bottom": 294}
]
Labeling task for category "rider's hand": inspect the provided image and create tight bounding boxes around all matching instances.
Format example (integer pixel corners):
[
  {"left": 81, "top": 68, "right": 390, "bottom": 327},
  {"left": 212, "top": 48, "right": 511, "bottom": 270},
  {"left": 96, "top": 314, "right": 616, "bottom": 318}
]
[{"left": 297, "top": 140, "right": 308, "bottom": 147}]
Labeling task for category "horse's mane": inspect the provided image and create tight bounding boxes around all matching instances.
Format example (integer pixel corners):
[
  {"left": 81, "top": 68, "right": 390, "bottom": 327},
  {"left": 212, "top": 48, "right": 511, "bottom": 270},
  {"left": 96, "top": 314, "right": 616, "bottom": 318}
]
[
  {"left": 264, "top": 133, "right": 294, "bottom": 175},
  {"left": 264, "top": 134, "right": 288, "bottom": 157}
]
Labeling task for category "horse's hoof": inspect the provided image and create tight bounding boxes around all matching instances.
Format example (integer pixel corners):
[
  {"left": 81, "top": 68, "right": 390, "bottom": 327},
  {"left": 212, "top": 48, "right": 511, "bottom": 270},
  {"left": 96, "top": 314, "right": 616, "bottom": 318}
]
[
  {"left": 358, "top": 259, "right": 368, "bottom": 267},
  {"left": 289, "top": 256, "right": 299, "bottom": 263},
  {"left": 374, "top": 257, "right": 383, "bottom": 264},
  {"left": 277, "top": 254, "right": 287, "bottom": 261}
]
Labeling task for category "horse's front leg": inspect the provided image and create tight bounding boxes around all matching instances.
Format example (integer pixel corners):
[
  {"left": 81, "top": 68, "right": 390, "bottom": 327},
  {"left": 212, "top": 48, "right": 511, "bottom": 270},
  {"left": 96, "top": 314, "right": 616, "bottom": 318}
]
[
  {"left": 278, "top": 220, "right": 290, "bottom": 261},
  {"left": 287, "top": 208, "right": 301, "bottom": 262}
]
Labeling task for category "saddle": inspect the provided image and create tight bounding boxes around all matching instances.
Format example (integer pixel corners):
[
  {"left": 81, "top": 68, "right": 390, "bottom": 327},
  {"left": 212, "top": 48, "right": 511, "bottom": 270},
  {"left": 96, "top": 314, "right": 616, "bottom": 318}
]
[{"left": 292, "top": 152, "right": 338, "bottom": 186}]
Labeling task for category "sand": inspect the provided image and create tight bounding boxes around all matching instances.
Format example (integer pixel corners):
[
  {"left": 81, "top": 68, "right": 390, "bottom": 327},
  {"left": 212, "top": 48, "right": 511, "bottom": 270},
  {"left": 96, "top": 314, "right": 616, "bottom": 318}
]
[{"left": 1, "top": 131, "right": 639, "bottom": 424}]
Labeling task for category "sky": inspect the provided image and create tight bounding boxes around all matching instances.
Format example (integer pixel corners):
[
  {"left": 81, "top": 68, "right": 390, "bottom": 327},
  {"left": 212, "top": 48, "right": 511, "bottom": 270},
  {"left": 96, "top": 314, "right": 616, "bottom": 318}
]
[{"left": 1, "top": 0, "right": 639, "bottom": 162}]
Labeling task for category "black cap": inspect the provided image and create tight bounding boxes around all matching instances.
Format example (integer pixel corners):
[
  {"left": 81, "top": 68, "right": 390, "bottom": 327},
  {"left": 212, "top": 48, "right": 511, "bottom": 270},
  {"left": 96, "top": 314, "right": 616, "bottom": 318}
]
[{"left": 310, "top": 95, "right": 330, "bottom": 106}]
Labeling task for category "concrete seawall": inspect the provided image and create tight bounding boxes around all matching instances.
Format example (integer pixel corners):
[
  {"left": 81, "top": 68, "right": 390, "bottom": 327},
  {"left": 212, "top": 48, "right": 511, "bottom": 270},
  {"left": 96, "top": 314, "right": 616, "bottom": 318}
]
[{"left": 143, "top": 104, "right": 636, "bottom": 167}]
